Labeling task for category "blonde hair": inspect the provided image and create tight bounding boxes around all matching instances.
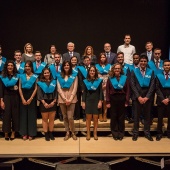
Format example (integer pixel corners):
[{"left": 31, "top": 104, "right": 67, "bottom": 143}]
[{"left": 24, "top": 43, "right": 33, "bottom": 54}]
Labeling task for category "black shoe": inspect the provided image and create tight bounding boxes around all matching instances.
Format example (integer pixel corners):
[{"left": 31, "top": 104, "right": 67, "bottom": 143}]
[
  {"left": 49, "top": 132, "right": 55, "bottom": 140},
  {"left": 5, "top": 137, "right": 9, "bottom": 141},
  {"left": 45, "top": 132, "right": 50, "bottom": 141},
  {"left": 128, "top": 118, "right": 134, "bottom": 124},
  {"left": 83, "top": 116, "right": 86, "bottom": 122},
  {"left": 125, "top": 116, "right": 130, "bottom": 121},
  {"left": 140, "top": 119, "right": 144, "bottom": 125},
  {"left": 156, "top": 135, "right": 162, "bottom": 141},
  {"left": 145, "top": 135, "right": 154, "bottom": 141},
  {"left": 118, "top": 137, "right": 123, "bottom": 141},
  {"left": 113, "top": 137, "right": 118, "bottom": 140},
  {"left": 132, "top": 135, "right": 138, "bottom": 141},
  {"left": 167, "top": 136, "right": 170, "bottom": 139}
]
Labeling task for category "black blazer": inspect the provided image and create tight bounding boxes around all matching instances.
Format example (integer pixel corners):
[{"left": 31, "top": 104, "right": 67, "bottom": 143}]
[
  {"left": 141, "top": 51, "right": 154, "bottom": 61},
  {"left": 62, "top": 52, "right": 81, "bottom": 64},
  {"left": 107, "top": 52, "right": 117, "bottom": 65},
  {"left": 130, "top": 70, "right": 155, "bottom": 100},
  {"left": 156, "top": 76, "right": 170, "bottom": 105}
]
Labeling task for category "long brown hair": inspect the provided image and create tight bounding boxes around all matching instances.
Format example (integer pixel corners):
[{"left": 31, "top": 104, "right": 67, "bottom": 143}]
[
  {"left": 109, "top": 63, "right": 124, "bottom": 78},
  {"left": 39, "top": 67, "right": 52, "bottom": 82},
  {"left": 98, "top": 52, "right": 107, "bottom": 65},
  {"left": 87, "top": 65, "right": 98, "bottom": 81},
  {"left": 83, "top": 46, "right": 94, "bottom": 56},
  {"left": 61, "top": 60, "right": 72, "bottom": 78}
]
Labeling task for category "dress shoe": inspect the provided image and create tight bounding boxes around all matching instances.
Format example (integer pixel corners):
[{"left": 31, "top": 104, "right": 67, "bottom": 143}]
[
  {"left": 49, "top": 132, "right": 55, "bottom": 140},
  {"left": 156, "top": 135, "right": 162, "bottom": 141},
  {"left": 10, "top": 137, "right": 15, "bottom": 141},
  {"left": 132, "top": 135, "right": 138, "bottom": 141},
  {"left": 22, "top": 135, "right": 27, "bottom": 141},
  {"left": 72, "top": 133, "right": 77, "bottom": 140},
  {"left": 64, "top": 132, "right": 70, "bottom": 141},
  {"left": 59, "top": 115, "right": 63, "bottom": 122},
  {"left": 86, "top": 131, "right": 91, "bottom": 141},
  {"left": 93, "top": 131, "right": 98, "bottom": 140},
  {"left": 118, "top": 137, "right": 123, "bottom": 141},
  {"left": 5, "top": 137, "right": 9, "bottom": 141},
  {"left": 45, "top": 132, "right": 50, "bottom": 141},
  {"left": 113, "top": 137, "right": 118, "bottom": 140},
  {"left": 128, "top": 118, "right": 134, "bottom": 124},
  {"left": 145, "top": 135, "right": 154, "bottom": 141}
]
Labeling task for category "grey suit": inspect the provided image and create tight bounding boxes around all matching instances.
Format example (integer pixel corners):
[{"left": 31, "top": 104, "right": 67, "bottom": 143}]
[
  {"left": 62, "top": 52, "right": 81, "bottom": 64},
  {"left": 105, "top": 52, "right": 117, "bottom": 65},
  {"left": 141, "top": 51, "right": 154, "bottom": 61},
  {"left": 130, "top": 69, "right": 155, "bottom": 136}
]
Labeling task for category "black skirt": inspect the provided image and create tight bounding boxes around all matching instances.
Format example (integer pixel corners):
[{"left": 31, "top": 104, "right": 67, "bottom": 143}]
[{"left": 40, "top": 99, "right": 57, "bottom": 113}]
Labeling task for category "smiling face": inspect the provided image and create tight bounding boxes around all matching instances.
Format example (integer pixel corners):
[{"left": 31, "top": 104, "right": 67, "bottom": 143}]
[
  {"left": 14, "top": 52, "right": 22, "bottom": 62},
  {"left": 100, "top": 54, "right": 107, "bottom": 64},
  {"left": 50, "top": 46, "right": 56, "bottom": 54},
  {"left": 133, "top": 54, "right": 140, "bottom": 65},
  {"left": 25, "top": 44, "right": 32, "bottom": 53},
  {"left": 154, "top": 49, "right": 161, "bottom": 61},
  {"left": 104, "top": 43, "right": 111, "bottom": 53},
  {"left": 64, "top": 62, "right": 70, "bottom": 73},
  {"left": 145, "top": 43, "right": 153, "bottom": 52},
  {"left": 117, "top": 54, "right": 124, "bottom": 65},
  {"left": 71, "top": 57, "right": 77, "bottom": 67},
  {"left": 7, "top": 62, "right": 14, "bottom": 73},
  {"left": 124, "top": 35, "right": 131, "bottom": 45},
  {"left": 67, "top": 43, "right": 74, "bottom": 52},
  {"left": 25, "top": 63, "right": 32, "bottom": 73},
  {"left": 163, "top": 61, "right": 170, "bottom": 73},
  {"left": 139, "top": 58, "right": 148, "bottom": 70},
  {"left": 43, "top": 69, "right": 50, "bottom": 80},
  {"left": 54, "top": 54, "right": 61, "bottom": 64},
  {"left": 35, "top": 52, "right": 42, "bottom": 62},
  {"left": 113, "top": 64, "right": 121, "bottom": 77},
  {"left": 89, "top": 67, "right": 96, "bottom": 78}
]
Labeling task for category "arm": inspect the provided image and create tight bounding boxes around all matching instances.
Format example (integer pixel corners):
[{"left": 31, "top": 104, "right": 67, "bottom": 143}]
[
  {"left": 57, "top": 80, "right": 67, "bottom": 101},
  {"left": 0, "top": 79, "right": 5, "bottom": 109},
  {"left": 19, "top": 79, "right": 27, "bottom": 105},
  {"left": 82, "top": 82, "right": 87, "bottom": 109},
  {"left": 98, "top": 81, "right": 103, "bottom": 108},
  {"left": 125, "top": 79, "right": 130, "bottom": 106},
  {"left": 68, "top": 76, "right": 78, "bottom": 102}
]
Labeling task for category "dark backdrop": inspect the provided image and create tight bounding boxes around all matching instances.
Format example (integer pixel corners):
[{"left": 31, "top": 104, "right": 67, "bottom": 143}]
[{"left": 0, "top": 0, "right": 169, "bottom": 59}]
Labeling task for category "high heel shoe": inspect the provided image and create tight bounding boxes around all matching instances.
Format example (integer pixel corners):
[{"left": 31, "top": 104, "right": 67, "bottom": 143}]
[
  {"left": 10, "top": 132, "right": 15, "bottom": 141},
  {"left": 64, "top": 132, "right": 70, "bottom": 141},
  {"left": 86, "top": 131, "right": 91, "bottom": 141},
  {"left": 5, "top": 133, "right": 9, "bottom": 141},
  {"left": 93, "top": 131, "right": 98, "bottom": 140},
  {"left": 49, "top": 132, "right": 55, "bottom": 140},
  {"left": 22, "top": 135, "right": 27, "bottom": 141}
]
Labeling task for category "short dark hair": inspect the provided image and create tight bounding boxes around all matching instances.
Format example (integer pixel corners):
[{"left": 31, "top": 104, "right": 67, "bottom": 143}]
[
  {"left": 139, "top": 54, "right": 148, "bottom": 62},
  {"left": 163, "top": 59, "right": 170, "bottom": 64},
  {"left": 117, "top": 52, "right": 124, "bottom": 56},
  {"left": 133, "top": 53, "right": 140, "bottom": 57},
  {"left": 14, "top": 50, "right": 22, "bottom": 55}
]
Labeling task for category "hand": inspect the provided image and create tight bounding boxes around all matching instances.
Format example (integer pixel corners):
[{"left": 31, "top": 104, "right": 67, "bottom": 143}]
[
  {"left": 49, "top": 101, "right": 55, "bottom": 108},
  {"left": 26, "top": 98, "right": 32, "bottom": 105},
  {"left": 22, "top": 99, "right": 27, "bottom": 105},
  {"left": 106, "top": 104, "right": 111, "bottom": 108},
  {"left": 65, "top": 100, "right": 71, "bottom": 106},
  {"left": 82, "top": 102, "right": 85, "bottom": 110},
  {"left": 102, "top": 84, "right": 106, "bottom": 90},
  {"left": 44, "top": 102, "right": 49, "bottom": 109},
  {"left": 1, "top": 101, "right": 5, "bottom": 110},
  {"left": 162, "top": 98, "right": 169, "bottom": 105},
  {"left": 143, "top": 97, "right": 149, "bottom": 104},
  {"left": 125, "top": 103, "right": 128, "bottom": 107},
  {"left": 138, "top": 96, "right": 144, "bottom": 104},
  {"left": 98, "top": 101, "right": 102, "bottom": 109}
]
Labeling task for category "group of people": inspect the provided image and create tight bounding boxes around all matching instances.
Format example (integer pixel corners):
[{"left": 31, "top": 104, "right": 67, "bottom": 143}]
[{"left": 0, "top": 34, "right": 170, "bottom": 142}]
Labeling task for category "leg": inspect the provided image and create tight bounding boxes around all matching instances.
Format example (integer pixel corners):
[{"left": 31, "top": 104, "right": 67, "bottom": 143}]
[
  {"left": 166, "top": 104, "right": 170, "bottom": 137},
  {"left": 86, "top": 114, "right": 92, "bottom": 140},
  {"left": 48, "top": 111, "right": 56, "bottom": 140},
  {"left": 93, "top": 114, "right": 99, "bottom": 140},
  {"left": 41, "top": 112, "right": 50, "bottom": 141},
  {"left": 103, "top": 100, "right": 108, "bottom": 122}
]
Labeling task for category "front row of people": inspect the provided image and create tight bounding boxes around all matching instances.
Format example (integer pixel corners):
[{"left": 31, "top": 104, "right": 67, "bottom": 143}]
[{"left": 0, "top": 55, "right": 170, "bottom": 142}]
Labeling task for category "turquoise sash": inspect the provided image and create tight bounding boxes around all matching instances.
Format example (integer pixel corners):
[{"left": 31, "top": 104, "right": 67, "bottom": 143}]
[
  {"left": 157, "top": 73, "right": 170, "bottom": 88},
  {"left": 123, "top": 63, "right": 131, "bottom": 75},
  {"left": 78, "top": 66, "right": 87, "bottom": 78},
  {"left": 16, "top": 62, "right": 25, "bottom": 74},
  {"left": 0, "top": 57, "right": 6, "bottom": 72},
  {"left": 1, "top": 74, "right": 19, "bottom": 87},
  {"left": 37, "top": 79, "right": 57, "bottom": 93},
  {"left": 49, "top": 64, "right": 62, "bottom": 79},
  {"left": 83, "top": 78, "right": 102, "bottom": 90},
  {"left": 20, "top": 73, "right": 38, "bottom": 89},
  {"left": 57, "top": 73, "right": 76, "bottom": 89},
  {"left": 72, "top": 66, "right": 79, "bottom": 77},
  {"left": 109, "top": 75, "right": 127, "bottom": 90},
  {"left": 134, "top": 68, "right": 153, "bottom": 87},
  {"left": 148, "top": 60, "right": 164, "bottom": 75},
  {"left": 33, "top": 62, "right": 46, "bottom": 74},
  {"left": 95, "top": 64, "right": 111, "bottom": 74}
]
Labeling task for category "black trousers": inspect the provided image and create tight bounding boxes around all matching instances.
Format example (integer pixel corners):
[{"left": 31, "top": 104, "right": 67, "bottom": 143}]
[
  {"left": 2, "top": 94, "right": 19, "bottom": 133},
  {"left": 110, "top": 94, "right": 126, "bottom": 138},
  {"left": 133, "top": 99, "right": 152, "bottom": 136},
  {"left": 157, "top": 103, "right": 170, "bottom": 136}
]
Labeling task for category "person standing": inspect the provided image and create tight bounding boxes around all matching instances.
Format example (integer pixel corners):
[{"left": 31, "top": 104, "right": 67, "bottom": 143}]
[
  {"left": 131, "top": 55, "right": 155, "bottom": 141},
  {"left": 37, "top": 68, "right": 57, "bottom": 141},
  {"left": 19, "top": 61, "right": 38, "bottom": 140},
  {"left": 141, "top": 42, "right": 154, "bottom": 61},
  {"left": 57, "top": 60, "right": 78, "bottom": 141},
  {"left": 106, "top": 63, "right": 130, "bottom": 140},
  {"left": 117, "top": 34, "right": 136, "bottom": 65},
  {"left": 82, "top": 66, "right": 103, "bottom": 140},
  {"left": 22, "top": 43, "right": 35, "bottom": 62},
  {"left": 0, "top": 45, "right": 7, "bottom": 74},
  {"left": 0, "top": 60, "right": 20, "bottom": 140}
]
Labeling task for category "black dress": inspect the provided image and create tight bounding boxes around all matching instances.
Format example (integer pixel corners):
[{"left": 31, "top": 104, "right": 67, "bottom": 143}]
[
  {"left": 82, "top": 79, "right": 103, "bottom": 114},
  {"left": 37, "top": 81, "right": 57, "bottom": 113}
]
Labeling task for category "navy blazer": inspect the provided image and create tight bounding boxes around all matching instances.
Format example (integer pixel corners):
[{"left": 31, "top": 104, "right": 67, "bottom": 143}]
[
  {"left": 141, "top": 51, "right": 154, "bottom": 61},
  {"left": 106, "top": 52, "right": 117, "bottom": 65}
]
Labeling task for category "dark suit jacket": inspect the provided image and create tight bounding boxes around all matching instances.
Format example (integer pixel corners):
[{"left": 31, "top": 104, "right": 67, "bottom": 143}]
[
  {"left": 106, "top": 52, "right": 117, "bottom": 65},
  {"left": 62, "top": 52, "right": 81, "bottom": 64},
  {"left": 130, "top": 69, "right": 155, "bottom": 100},
  {"left": 156, "top": 76, "right": 170, "bottom": 105},
  {"left": 141, "top": 51, "right": 154, "bottom": 61},
  {"left": 81, "top": 55, "right": 97, "bottom": 65}
]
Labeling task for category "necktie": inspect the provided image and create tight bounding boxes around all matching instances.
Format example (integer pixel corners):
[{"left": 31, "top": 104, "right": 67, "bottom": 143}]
[
  {"left": 106, "top": 53, "right": 109, "bottom": 59},
  {"left": 147, "top": 52, "right": 151, "bottom": 61},
  {"left": 166, "top": 73, "right": 169, "bottom": 80},
  {"left": 155, "top": 60, "right": 159, "bottom": 68},
  {"left": 37, "top": 63, "right": 40, "bottom": 69},
  {"left": 70, "top": 52, "right": 73, "bottom": 57}
]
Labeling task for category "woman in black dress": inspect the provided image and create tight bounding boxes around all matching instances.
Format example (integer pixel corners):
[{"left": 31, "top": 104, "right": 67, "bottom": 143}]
[
  {"left": 0, "top": 60, "right": 20, "bottom": 140},
  {"left": 37, "top": 67, "right": 57, "bottom": 141},
  {"left": 82, "top": 66, "right": 103, "bottom": 140},
  {"left": 19, "top": 61, "right": 38, "bottom": 140}
]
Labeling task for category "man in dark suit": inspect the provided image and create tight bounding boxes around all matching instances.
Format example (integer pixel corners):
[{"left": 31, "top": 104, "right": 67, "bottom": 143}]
[
  {"left": 131, "top": 55, "right": 155, "bottom": 141},
  {"left": 62, "top": 42, "right": 81, "bottom": 64},
  {"left": 104, "top": 43, "right": 117, "bottom": 65},
  {"left": 141, "top": 41, "right": 154, "bottom": 61},
  {"left": 155, "top": 59, "right": 170, "bottom": 141}
]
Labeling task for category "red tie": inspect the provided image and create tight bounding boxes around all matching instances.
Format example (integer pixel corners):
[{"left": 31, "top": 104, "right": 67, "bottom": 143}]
[
  {"left": 56, "top": 65, "right": 58, "bottom": 72},
  {"left": 166, "top": 73, "right": 169, "bottom": 80},
  {"left": 155, "top": 60, "right": 159, "bottom": 68},
  {"left": 37, "top": 63, "right": 40, "bottom": 69}
]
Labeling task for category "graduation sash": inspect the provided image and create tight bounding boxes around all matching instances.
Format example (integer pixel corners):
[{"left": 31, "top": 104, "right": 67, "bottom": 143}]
[
  {"left": 33, "top": 62, "right": 46, "bottom": 74},
  {"left": 1, "top": 74, "right": 19, "bottom": 87},
  {"left": 83, "top": 78, "right": 102, "bottom": 90},
  {"left": 0, "top": 57, "right": 6, "bottom": 72},
  {"left": 148, "top": 60, "right": 164, "bottom": 75},
  {"left": 123, "top": 63, "right": 131, "bottom": 75},
  {"left": 20, "top": 73, "right": 38, "bottom": 89},
  {"left": 49, "top": 64, "right": 61, "bottom": 79},
  {"left": 95, "top": 64, "right": 111, "bottom": 74},
  {"left": 134, "top": 68, "right": 152, "bottom": 87},
  {"left": 109, "top": 75, "right": 127, "bottom": 90},
  {"left": 57, "top": 73, "right": 76, "bottom": 89},
  {"left": 16, "top": 62, "right": 25, "bottom": 74},
  {"left": 37, "top": 79, "right": 57, "bottom": 93},
  {"left": 157, "top": 73, "right": 170, "bottom": 88},
  {"left": 72, "top": 66, "right": 79, "bottom": 77},
  {"left": 78, "top": 66, "right": 87, "bottom": 78}
]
